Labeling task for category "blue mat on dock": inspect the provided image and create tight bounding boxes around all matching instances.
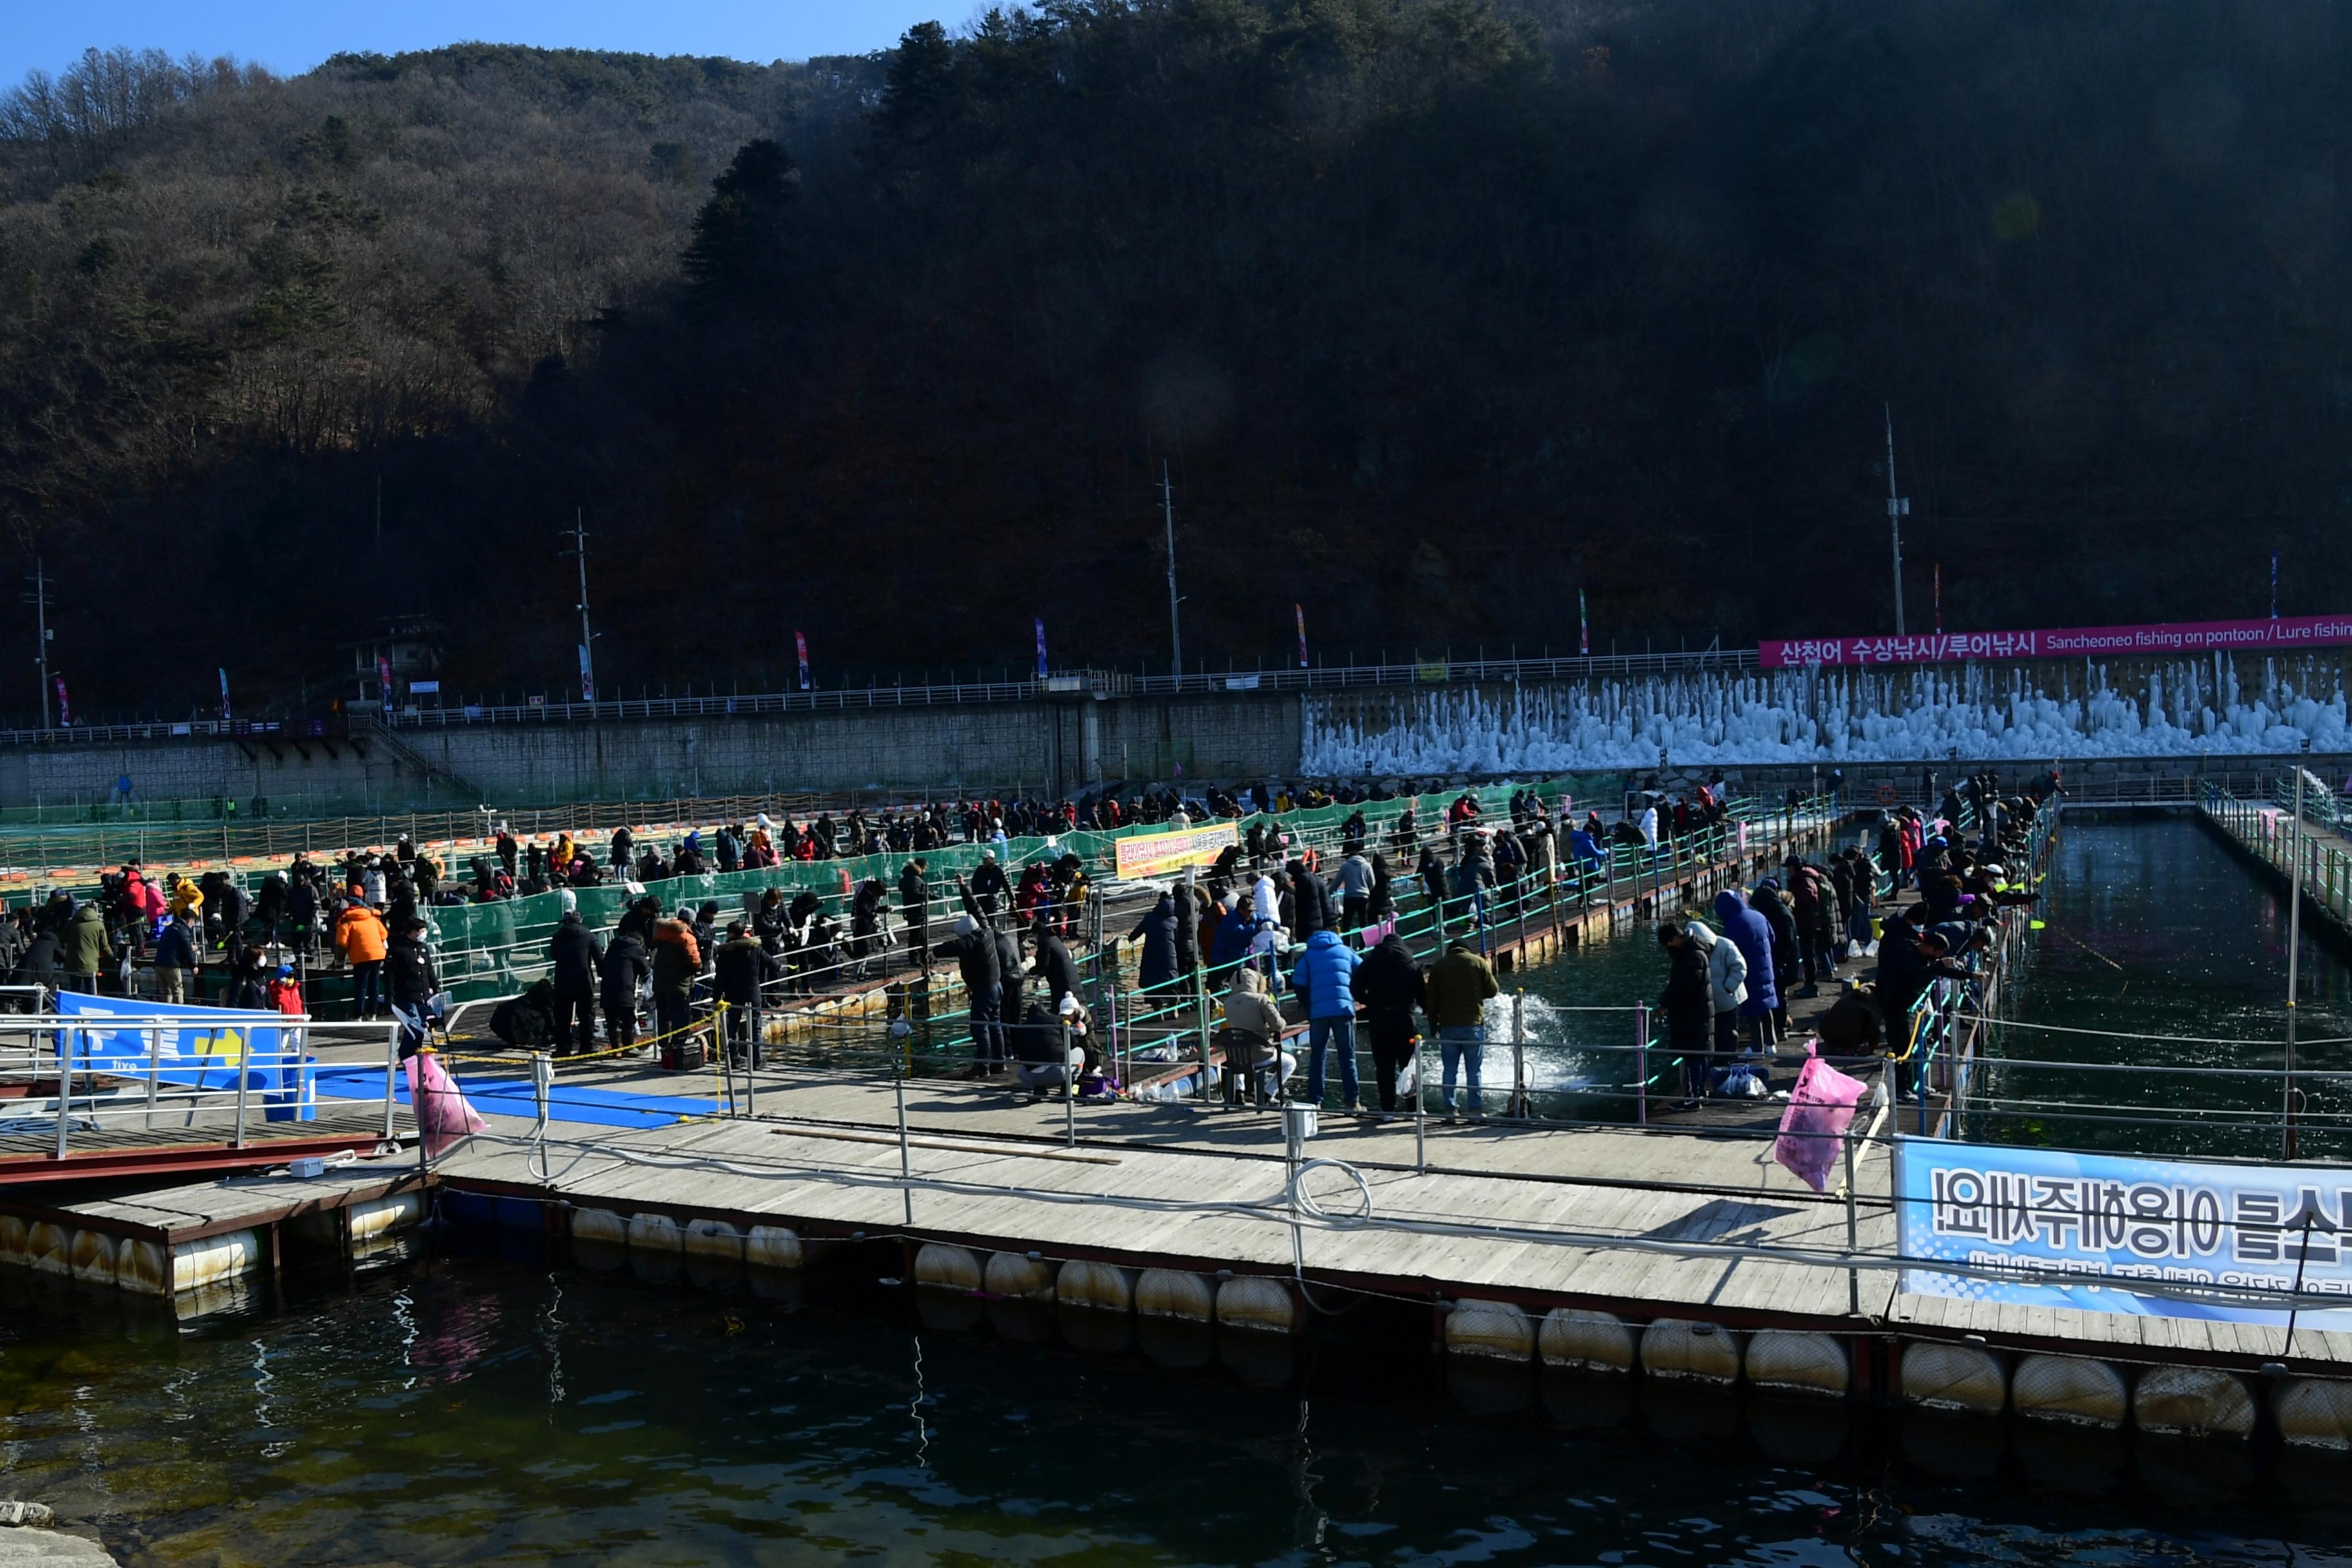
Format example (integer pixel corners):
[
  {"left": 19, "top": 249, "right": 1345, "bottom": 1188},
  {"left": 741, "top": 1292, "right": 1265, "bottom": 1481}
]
[{"left": 313, "top": 1065, "right": 719, "bottom": 1128}]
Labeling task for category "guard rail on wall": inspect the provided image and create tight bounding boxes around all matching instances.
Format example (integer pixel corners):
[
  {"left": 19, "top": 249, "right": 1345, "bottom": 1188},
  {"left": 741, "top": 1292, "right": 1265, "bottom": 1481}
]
[{"left": 0, "top": 649, "right": 1758, "bottom": 745}]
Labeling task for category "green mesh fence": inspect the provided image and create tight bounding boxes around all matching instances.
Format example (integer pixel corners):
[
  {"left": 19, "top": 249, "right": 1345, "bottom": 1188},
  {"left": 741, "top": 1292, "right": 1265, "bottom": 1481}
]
[{"left": 426, "top": 775, "right": 1625, "bottom": 999}]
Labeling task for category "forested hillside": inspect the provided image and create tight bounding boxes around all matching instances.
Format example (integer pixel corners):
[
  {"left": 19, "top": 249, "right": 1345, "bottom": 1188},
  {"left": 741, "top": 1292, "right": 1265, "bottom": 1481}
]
[{"left": 5, "top": 1, "right": 2351, "bottom": 720}]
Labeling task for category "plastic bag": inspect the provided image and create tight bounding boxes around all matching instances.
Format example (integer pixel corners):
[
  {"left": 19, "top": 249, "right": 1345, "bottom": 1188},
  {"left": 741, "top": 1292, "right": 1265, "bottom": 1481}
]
[{"left": 1771, "top": 1055, "right": 1868, "bottom": 1192}]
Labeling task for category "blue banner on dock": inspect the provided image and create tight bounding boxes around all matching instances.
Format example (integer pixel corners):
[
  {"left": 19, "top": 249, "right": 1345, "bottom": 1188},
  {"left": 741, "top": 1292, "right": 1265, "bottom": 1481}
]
[
  {"left": 1895, "top": 1136, "right": 2352, "bottom": 1329},
  {"left": 52, "top": 992, "right": 316, "bottom": 1122}
]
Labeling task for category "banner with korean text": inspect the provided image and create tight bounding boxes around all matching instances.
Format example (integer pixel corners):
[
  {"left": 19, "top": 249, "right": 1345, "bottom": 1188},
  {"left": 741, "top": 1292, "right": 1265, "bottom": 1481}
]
[
  {"left": 1762, "top": 613, "right": 2352, "bottom": 668},
  {"left": 1895, "top": 1137, "right": 2352, "bottom": 1329},
  {"left": 1113, "top": 821, "right": 1240, "bottom": 882}
]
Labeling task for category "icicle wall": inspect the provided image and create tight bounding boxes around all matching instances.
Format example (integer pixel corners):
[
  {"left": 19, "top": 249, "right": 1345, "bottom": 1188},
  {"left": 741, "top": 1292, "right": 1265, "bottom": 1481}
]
[{"left": 1299, "top": 652, "right": 2352, "bottom": 774}]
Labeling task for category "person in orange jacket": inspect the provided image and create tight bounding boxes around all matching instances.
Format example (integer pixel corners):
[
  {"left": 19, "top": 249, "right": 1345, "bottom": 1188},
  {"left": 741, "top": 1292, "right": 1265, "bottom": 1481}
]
[{"left": 335, "top": 888, "right": 389, "bottom": 1019}]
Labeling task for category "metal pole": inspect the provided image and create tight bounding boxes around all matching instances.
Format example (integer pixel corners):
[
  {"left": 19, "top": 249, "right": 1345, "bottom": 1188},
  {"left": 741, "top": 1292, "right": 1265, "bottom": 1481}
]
[
  {"left": 1885, "top": 402, "right": 1906, "bottom": 634},
  {"left": 382, "top": 1023, "right": 398, "bottom": 1139},
  {"left": 1194, "top": 962, "right": 1213, "bottom": 1104},
  {"left": 32, "top": 557, "right": 50, "bottom": 731},
  {"left": 1061, "top": 1021, "right": 1077, "bottom": 1148},
  {"left": 53, "top": 1024, "right": 73, "bottom": 1157},
  {"left": 1844, "top": 1126, "right": 1860, "bottom": 1315},
  {"left": 1161, "top": 461, "right": 1182, "bottom": 673},
  {"left": 896, "top": 1070, "right": 914, "bottom": 1227},
  {"left": 144, "top": 1023, "right": 160, "bottom": 1127},
  {"left": 2287, "top": 761, "right": 2304, "bottom": 1159},
  {"left": 1633, "top": 1001, "right": 1649, "bottom": 1126},
  {"left": 1413, "top": 1031, "right": 1427, "bottom": 1172},
  {"left": 232, "top": 1030, "right": 251, "bottom": 1150},
  {"left": 1510, "top": 990, "right": 1527, "bottom": 1120}
]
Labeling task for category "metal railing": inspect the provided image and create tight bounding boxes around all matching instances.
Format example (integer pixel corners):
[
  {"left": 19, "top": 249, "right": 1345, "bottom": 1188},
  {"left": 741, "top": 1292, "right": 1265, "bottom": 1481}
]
[
  {"left": 0, "top": 649, "right": 1760, "bottom": 746},
  {"left": 2, "top": 1012, "right": 408, "bottom": 1155}
]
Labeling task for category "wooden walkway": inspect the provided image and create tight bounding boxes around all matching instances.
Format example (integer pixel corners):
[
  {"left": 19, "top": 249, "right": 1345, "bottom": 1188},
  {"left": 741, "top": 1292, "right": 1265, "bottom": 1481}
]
[
  {"left": 433, "top": 1089, "right": 2352, "bottom": 1372},
  {"left": 438, "top": 1112, "right": 1891, "bottom": 1330}
]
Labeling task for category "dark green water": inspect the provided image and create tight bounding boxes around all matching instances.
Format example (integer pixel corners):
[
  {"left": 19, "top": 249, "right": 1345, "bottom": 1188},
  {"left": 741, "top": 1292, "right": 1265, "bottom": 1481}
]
[
  {"left": 9, "top": 1240, "right": 2352, "bottom": 1566},
  {"left": 1970, "top": 818, "right": 2352, "bottom": 1160}
]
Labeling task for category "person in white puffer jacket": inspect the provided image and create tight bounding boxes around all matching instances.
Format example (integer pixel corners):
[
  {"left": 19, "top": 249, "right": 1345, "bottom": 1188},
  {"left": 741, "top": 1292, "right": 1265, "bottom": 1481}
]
[{"left": 1683, "top": 917, "right": 1748, "bottom": 1064}]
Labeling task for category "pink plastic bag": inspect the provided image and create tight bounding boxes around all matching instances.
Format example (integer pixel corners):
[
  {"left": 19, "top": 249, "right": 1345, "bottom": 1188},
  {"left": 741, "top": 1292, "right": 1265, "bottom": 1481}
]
[
  {"left": 1772, "top": 1053, "right": 1868, "bottom": 1192},
  {"left": 406, "top": 1051, "right": 488, "bottom": 1156}
]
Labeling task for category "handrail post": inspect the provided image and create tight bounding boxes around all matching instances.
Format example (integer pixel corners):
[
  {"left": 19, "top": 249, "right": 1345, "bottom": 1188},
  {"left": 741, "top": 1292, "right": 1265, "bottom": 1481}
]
[
  {"left": 1061, "top": 1021, "right": 1077, "bottom": 1147},
  {"left": 1510, "top": 990, "right": 1528, "bottom": 1121},
  {"left": 1194, "top": 963, "right": 1213, "bottom": 1103},
  {"left": 1413, "top": 1031, "right": 1427, "bottom": 1171},
  {"left": 1633, "top": 1000, "right": 1649, "bottom": 1126},
  {"left": 382, "top": 1022, "right": 398, "bottom": 1139},
  {"left": 1844, "top": 1124, "right": 1861, "bottom": 1315},
  {"left": 895, "top": 1070, "right": 914, "bottom": 1226},
  {"left": 53, "top": 1024, "right": 74, "bottom": 1159},
  {"left": 232, "top": 1028, "right": 251, "bottom": 1150}
]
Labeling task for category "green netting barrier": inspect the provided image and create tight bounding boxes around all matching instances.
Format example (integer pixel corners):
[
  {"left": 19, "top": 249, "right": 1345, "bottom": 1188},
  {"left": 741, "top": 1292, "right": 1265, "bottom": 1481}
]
[{"left": 424, "top": 775, "right": 1631, "bottom": 998}]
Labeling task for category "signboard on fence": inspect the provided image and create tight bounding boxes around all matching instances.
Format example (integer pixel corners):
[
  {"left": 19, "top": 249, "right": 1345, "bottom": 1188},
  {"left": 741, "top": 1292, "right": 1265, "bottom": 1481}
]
[
  {"left": 1113, "top": 821, "right": 1240, "bottom": 881},
  {"left": 1761, "top": 612, "right": 2352, "bottom": 668},
  {"left": 52, "top": 992, "right": 315, "bottom": 1121},
  {"left": 1895, "top": 1136, "right": 2352, "bottom": 1330}
]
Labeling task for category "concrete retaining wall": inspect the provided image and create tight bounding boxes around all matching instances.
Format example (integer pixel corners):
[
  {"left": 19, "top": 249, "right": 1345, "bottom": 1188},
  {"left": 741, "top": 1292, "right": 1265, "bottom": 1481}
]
[{"left": 4, "top": 649, "right": 2345, "bottom": 808}]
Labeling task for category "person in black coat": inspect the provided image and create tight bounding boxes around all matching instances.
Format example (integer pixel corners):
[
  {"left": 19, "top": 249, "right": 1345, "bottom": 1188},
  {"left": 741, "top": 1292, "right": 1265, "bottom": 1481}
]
[
  {"left": 600, "top": 931, "right": 652, "bottom": 1052},
  {"left": 1126, "top": 893, "right": 1180, "bottom": 994},
  {"left": 1286, "top": 859, "right": 1332, "bottom": 939},
  {"left": 1355, "top": 931, "right": 1424, "bottom": 1113},
  {"left": 385, "top": 917, "right": 440, "bottom": 1058},
  {"left": 1029, "top": 915, "right": 1081, "bottom": 1014},
  {"left": 547, "top": 911, "right": 603, "bottom": 1056},
  {"left": 712, "top": 921, "right": 781, "bottom": 1062},
  {"left": 938, "top": 911, "right": 1004, "bottom": 1068},
  {"left": 898, "top": 858, "right": 931, "bottom": 963},
  {"left": 968, "top": 852, "right": 1010, "bottom": 923},
  {"left": 1657, "top": 922, "right": 1714, "bottom": 1106}
]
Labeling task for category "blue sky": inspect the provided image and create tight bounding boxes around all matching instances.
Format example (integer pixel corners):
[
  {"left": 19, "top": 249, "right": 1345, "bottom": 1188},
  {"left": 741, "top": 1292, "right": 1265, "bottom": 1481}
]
[{"left": 5, "top": 2, "right": 965, "bottom": 86}]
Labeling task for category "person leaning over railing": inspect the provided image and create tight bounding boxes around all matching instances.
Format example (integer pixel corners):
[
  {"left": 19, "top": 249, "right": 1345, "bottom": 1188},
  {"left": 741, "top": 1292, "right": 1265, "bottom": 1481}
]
[{"left": 1874, "top": 911, "right": 1971, "bottom": 1061}]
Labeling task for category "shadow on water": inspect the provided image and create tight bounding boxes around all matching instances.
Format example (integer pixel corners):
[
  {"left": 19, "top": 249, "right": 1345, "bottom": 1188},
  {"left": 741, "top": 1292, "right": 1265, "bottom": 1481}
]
[{"left": 6, "top": 1240, "right": 2352, "bottom": 1565}]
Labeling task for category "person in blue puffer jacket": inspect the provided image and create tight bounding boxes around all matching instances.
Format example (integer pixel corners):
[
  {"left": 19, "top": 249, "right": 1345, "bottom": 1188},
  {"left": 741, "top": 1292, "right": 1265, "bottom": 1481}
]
[
  {"left": 1713, "top": 888, "right": 1779, "bottom": 1053},
  {"left": 1288, "top": 928, "right": 1363, "bottom": 1110}
]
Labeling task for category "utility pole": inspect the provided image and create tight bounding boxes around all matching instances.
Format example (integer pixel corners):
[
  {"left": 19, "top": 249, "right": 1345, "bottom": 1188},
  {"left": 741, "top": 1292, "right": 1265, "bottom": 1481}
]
[
  {"left": 1161, "top": 462, "right": 1183, "bottom": 675},
  {"left": 563, "top": 512, "right": 596, "bottom": 703},
  {"left": 1885, "top": 402, "right": 1910, "bottom": 635},
  {"left": 24, "top": 558, "right": 50, "bottom": 731}
]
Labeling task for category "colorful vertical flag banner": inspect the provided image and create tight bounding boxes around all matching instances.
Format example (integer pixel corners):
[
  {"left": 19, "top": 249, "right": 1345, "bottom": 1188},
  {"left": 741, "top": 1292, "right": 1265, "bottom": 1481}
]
[
  {"left": 1295, "top": 603, "right": 1309, "bottom": 668},
  {"left": 576, "top": 644, "right": 595, "bottom": 703},
  {"left": 217, "top": 667, "right": 231, "bottom": 722},
  {"left": 1578, "top": 589, "right": 1590, "bottom": 656},
  {"left": 377, "top": 655, "right": 394, "bottom": 706},
  {"left": 52, "top": 677, "right": 70, "bottom": 726},
  {"left": 794, "top": 631, "right": 811, "bottom": 691},
  {"left": 1034, "top": 617, "right": 1048, "bottom": 678}
]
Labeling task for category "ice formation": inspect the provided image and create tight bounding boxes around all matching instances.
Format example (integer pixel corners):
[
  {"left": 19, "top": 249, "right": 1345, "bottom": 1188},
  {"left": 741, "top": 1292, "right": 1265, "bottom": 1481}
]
[{"left": 1300, "top": 655, "right": 2352, "bottom": 773}]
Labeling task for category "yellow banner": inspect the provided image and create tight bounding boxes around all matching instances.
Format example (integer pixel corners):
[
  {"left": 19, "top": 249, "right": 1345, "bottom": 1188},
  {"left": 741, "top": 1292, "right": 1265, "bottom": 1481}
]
[{"left": 1114, "top": 821, "right": 1239, "bottom": 881}]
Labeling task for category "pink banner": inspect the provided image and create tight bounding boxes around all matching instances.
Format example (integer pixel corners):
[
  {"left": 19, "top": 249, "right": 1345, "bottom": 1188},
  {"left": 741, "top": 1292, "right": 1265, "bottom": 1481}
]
[{"left": 1760, "top": 614, "right": 2352, "bottom": 669}]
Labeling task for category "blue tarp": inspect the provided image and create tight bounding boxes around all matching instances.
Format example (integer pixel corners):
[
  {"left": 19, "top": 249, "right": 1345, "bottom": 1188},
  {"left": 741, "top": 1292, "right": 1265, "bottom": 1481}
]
[{"left": 313, "top": 1064, "right": 714, "bottom": 1129}]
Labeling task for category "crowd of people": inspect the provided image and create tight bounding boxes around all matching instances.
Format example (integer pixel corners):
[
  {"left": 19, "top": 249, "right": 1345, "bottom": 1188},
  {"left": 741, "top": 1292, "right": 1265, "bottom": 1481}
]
[
  {"left": 1, "top": 769, "right": 1833, "bottom": 1108},
  {"left": 1651, "top": 767, "right": 2057, "bottom": 1110}
]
